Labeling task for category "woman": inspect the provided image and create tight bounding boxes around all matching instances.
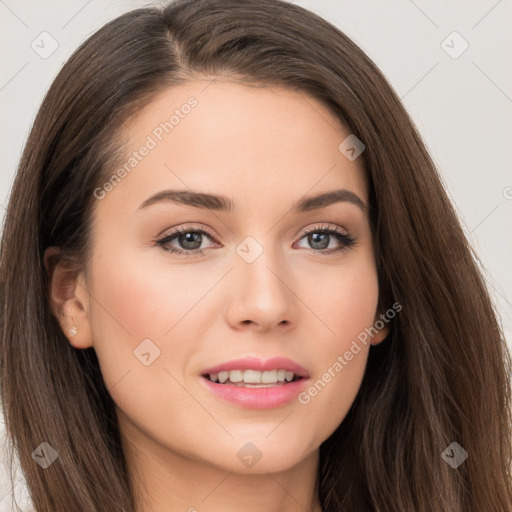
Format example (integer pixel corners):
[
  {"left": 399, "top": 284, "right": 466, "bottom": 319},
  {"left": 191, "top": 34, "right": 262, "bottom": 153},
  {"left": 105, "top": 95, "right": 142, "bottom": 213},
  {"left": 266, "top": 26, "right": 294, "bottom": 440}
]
[{"left": 1, "top": 0, "right": 511, "bottom": 510}]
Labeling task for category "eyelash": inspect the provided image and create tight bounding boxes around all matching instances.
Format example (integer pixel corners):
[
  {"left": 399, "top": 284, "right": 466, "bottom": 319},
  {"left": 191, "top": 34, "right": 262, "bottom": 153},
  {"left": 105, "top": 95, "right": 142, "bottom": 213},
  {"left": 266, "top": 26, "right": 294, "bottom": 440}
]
[{"left": 156, "top": 223, "right": 356, "bottom": 258}]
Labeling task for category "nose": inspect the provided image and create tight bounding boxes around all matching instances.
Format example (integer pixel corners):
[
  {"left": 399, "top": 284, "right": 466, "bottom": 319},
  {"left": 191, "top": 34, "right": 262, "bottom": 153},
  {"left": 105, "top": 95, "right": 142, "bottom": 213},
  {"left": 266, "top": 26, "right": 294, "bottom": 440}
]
[{"left": 224, "top": 242, "right": 300, "bottom": 332}]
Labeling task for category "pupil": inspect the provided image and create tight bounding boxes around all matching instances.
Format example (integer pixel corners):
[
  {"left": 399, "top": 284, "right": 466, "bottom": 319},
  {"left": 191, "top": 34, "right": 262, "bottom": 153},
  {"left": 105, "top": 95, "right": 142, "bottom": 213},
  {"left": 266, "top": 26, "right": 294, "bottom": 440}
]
[
  {"left": 309, "top": 232, "right": 329, "bottom": 250},
  {"left": 180, "top": 232, "right": 202, "bottom": 250}
]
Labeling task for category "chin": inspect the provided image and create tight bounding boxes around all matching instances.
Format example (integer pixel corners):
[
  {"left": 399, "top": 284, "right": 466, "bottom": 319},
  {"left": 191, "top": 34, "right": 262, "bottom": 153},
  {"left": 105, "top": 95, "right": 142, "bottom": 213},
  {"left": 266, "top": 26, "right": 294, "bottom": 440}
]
[{"left": 197, "top": 431, "right": 318, "bottom": 474}]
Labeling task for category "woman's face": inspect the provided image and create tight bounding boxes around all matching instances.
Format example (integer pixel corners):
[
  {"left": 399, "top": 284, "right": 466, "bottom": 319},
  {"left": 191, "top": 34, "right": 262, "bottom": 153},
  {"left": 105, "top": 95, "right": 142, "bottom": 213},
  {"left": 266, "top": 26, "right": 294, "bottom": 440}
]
[{"left": 67, "top": 80, "right": 387, "bottom": 474}]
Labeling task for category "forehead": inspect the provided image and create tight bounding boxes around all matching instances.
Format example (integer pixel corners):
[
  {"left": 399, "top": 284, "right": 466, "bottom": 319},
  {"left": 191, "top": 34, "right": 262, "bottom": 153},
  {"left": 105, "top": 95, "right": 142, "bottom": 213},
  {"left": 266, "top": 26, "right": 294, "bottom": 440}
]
[{"left": 99, "top": 79, "right": 368, "bottom": 213}]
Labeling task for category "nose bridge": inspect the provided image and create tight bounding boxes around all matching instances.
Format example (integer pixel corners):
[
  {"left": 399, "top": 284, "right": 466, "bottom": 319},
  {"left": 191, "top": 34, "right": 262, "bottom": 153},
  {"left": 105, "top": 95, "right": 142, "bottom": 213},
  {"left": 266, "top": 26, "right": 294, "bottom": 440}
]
[
  {"left": 236, "top": 233, "right": 286, "bottom": 294},
  {"left": 228, "top": 232, "right": 297, "bottom": 329}
]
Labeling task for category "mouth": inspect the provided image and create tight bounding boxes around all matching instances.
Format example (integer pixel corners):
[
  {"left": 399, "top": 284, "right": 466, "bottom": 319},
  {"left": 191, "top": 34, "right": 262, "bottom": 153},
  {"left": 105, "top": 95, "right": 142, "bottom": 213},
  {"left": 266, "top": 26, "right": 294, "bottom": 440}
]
[
  {"left": 202, "top": 369, "right": 304, "bottom": 387},
  {"left": 199, "top": 357, "right": 309, "bottom": 409}
]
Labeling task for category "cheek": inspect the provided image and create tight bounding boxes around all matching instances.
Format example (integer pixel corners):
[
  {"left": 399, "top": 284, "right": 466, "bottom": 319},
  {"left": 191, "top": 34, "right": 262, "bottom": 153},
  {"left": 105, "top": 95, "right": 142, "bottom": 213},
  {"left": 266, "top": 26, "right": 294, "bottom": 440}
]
[
  {"left": 296, "top": 253, "right": 379, "bottom": 436},
  {"left": 86, "top": 256, "right": 210, "bottom": 441},
  {"left": 332, "top": 268, "right": 379, "bottom": 345},
  {"left": 306, "top": 249, "right": 379, "bottom": 349},
  {"left": 85, "top": 246, "right": 216, "bottom": 396}
]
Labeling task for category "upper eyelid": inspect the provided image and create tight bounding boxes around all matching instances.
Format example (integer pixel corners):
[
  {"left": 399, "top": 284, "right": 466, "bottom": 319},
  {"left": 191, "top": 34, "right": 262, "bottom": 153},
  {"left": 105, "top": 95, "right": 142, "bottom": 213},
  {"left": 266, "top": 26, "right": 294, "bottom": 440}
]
[
  {"left": 301, "top": 223, "right": 349, "bottom": 235},
  {"left": 158, "top": 223, "right": 216, "bottom": 239}
]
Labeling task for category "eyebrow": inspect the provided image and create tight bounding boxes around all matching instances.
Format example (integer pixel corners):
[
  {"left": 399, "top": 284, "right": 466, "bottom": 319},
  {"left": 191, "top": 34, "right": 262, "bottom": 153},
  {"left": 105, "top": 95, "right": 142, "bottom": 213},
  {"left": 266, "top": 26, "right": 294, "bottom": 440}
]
[{"left": 138, "top": 188, "right": 367, "bottom": 213}]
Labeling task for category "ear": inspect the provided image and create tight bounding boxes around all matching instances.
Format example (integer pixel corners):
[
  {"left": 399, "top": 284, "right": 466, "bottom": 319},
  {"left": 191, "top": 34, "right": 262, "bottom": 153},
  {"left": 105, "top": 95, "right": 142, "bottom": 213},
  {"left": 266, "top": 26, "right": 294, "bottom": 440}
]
[
  {"left": 369, "top": 310, "right": 390, "bottom": 346},
  {"left": 43, "top": 246, "right": 93, "bottom": 349}
]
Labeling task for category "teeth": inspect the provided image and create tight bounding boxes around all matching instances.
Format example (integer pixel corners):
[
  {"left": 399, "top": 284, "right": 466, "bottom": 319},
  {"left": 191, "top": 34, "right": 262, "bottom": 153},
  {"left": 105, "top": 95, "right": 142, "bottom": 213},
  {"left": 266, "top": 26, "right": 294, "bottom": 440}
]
[
  {"left": 229, "top": 370, "right": 243, "bottom": 383},
  {"left": 244, "top": 369, "right": 261, "bottom": 383},
  {"left": 261, "top": 370, "right": 277, "bottom": 383},
  {"left": 207, "top": 369, "right": 298, "bottom": 384}
]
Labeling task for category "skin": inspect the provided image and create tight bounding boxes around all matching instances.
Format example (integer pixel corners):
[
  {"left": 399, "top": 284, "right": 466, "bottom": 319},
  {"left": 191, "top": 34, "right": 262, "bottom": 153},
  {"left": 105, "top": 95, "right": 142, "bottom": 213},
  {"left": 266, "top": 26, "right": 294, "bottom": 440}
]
[{"left": 45, "top": 79, "right": 389, "bottom": 512}]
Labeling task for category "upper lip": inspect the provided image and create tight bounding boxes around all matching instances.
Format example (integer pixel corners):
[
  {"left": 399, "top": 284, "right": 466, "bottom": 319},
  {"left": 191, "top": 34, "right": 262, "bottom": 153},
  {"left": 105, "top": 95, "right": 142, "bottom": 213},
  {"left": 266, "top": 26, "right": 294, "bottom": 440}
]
[{"left": 201, "top": 356, "right": 309, "bottom": 378}]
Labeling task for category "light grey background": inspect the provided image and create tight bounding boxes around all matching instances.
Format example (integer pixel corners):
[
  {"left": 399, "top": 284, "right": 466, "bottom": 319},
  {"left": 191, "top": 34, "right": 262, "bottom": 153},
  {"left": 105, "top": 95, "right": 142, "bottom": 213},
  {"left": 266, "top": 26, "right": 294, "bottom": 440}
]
[{"left": 1, "top": 0, "right": 511, "bottom": 509}]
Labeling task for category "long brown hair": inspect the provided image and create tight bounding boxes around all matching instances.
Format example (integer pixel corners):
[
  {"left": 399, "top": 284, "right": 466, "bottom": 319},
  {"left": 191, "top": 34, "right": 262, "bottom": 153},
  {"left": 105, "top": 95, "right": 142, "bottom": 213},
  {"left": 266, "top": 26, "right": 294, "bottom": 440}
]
[{"left": 1, "top": 0, "right": 511, "bottom": 510}]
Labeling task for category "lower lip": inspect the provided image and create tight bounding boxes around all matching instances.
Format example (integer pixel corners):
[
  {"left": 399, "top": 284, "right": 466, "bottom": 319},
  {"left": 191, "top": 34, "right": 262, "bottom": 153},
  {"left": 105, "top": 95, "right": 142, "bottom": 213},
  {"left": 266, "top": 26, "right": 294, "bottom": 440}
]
[{"left": 200, "top": 377, "right": 309, "bottom": 409}]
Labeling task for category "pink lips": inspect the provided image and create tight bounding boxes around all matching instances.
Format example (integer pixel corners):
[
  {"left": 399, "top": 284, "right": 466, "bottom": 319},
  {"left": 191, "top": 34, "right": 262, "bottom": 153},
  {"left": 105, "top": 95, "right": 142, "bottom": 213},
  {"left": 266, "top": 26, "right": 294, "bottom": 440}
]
[
  {"left": 201, "top": 356, "right": 309, "bottom": 377},
  {"left": 200, "top": 356, "right": 310, "bottom": 409}
]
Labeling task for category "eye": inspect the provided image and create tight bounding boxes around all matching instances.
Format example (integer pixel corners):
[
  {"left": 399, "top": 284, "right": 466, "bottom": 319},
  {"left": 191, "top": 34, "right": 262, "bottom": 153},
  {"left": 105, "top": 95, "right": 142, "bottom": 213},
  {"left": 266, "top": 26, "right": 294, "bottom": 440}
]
[
  {"left": 156, "top": 224, "right": 219, "bottom": 257},
  {"left": 156, "top": 222, "right": 356, "bottom": 257},
  {"left": 294, "top": 223, "right": 356, "bottom": 255}
]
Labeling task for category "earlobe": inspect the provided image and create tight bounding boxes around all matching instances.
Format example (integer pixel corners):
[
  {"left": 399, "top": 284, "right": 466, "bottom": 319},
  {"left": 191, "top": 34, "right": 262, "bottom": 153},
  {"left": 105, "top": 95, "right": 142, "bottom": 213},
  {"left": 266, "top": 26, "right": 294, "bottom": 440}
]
[
  {"left": 370, "top": 311, "right": 391, "bottom": 346},
  {"left": 370, "top": 325, "right": 389, "bottom": 345},
  {"left": 43, "top": 246, "right": 94, "bottom": 349}
]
